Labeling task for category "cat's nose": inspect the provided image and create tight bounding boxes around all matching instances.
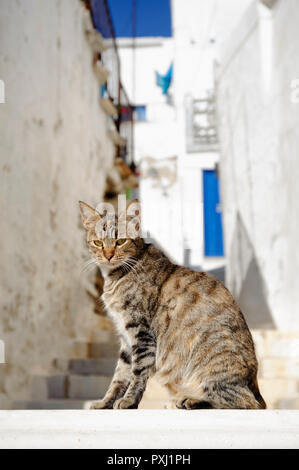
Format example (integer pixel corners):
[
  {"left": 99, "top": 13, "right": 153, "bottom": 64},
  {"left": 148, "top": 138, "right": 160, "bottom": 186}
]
[{"left": 105, "top": 253, "right": 113, "bottom": 261}]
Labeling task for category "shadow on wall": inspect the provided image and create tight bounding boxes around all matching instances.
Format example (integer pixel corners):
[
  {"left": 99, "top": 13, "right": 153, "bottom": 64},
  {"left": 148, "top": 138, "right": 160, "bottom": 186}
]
[
  {"left": 229, "top": 213, "right": 275, "bottom": 330},
  {"left": 183, "top": 249, "right": 225, "bottom": 283}
]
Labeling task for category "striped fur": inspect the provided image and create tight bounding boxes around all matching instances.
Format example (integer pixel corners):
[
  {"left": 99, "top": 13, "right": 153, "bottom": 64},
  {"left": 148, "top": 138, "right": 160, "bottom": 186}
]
[{"left": 79, "top": 202, "right": 266, "bottom": 410}]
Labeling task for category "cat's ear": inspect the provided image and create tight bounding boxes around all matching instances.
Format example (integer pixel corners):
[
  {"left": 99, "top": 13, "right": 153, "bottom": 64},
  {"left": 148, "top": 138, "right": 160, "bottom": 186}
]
[{"left": 78, "top": 201, "right": 100, "bottom": 229}]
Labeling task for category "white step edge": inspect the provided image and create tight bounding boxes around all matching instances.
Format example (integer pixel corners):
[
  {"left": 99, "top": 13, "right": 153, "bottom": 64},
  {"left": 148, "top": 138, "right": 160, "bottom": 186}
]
[{"left": 0, "top": 410, "right": 299, "bottom": 449}]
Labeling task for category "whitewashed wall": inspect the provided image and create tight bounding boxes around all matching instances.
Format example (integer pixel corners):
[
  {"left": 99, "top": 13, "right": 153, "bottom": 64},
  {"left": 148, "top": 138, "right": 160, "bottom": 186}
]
[
  {"left": 0, "top": 0, "right": 115, "bottom": 408},
  {"left": 217, "top": 0, "right": 299, "bottom": 330},
  {"left": 117, "top": 2, "right": 252, "bottom": 268},
  {"left": 118, "top": 38, "right": 178, "bottom": 161},
  {"left": 117, "top": 38, "right": 184, "bottom": 263}
]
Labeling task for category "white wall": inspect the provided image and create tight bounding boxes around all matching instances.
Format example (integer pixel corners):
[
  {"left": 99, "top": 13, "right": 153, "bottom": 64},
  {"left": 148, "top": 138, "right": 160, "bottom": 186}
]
[
  {"left": 217, "top": 0, "right": 299, "bottom": 330},
  {"left": 171, "top": 0, "right": 253, "bottom": 103},
  {"left": 169, "top": 0, "right": 253, "bottom": 269},
  {"left": 118, "top": 38, "right": 177, "bottom": 161},
  {"left": 116, "top": 1, "right": 254, "bottom": 268},
  {"left": 118, "top": 37, "right": 184, "bottom": 262},
  {"left": 0, "top": 0, "right": 115, "bottom": 407}
]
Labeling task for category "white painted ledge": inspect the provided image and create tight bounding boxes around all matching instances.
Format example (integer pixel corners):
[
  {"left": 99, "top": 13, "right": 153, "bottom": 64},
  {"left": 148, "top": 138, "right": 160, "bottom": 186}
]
[{"left": 0, "top": 410, "right": 298, "bottom": 449}]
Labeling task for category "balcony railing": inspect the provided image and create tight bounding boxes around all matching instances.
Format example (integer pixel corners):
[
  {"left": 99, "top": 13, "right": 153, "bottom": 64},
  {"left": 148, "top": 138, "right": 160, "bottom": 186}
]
[
  {"left": 83, "top": 0, "right": 134, "bottom": 163},
  {"left": 185, "top": 92, "right": 218, "bottom": 153}
]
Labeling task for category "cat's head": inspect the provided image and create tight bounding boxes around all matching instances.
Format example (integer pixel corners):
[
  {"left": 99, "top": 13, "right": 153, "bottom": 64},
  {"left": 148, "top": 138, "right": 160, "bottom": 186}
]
[{"left": 79, "top": 200, "right": 143, "bottom": 268}]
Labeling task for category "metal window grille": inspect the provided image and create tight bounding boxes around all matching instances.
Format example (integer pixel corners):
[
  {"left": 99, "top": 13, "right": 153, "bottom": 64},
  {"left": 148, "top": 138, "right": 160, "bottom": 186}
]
[{"left": 185, "top": 91, "right": 218, "bottom": 153}]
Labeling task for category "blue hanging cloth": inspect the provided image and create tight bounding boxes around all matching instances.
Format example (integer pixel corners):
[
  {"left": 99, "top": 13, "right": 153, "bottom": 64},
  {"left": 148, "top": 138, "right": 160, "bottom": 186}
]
[{"left": 155, "top": 63, "right": 173, "bottom": 95}]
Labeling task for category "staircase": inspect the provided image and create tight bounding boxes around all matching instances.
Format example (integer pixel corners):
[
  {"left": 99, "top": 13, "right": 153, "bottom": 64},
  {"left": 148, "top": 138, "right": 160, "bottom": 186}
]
[
  {"left": 13, "top": 330, "right": 168, "bottom": 410},
  {"left": 252, "top": 330, "right": 299, "bottom": 409},
  {"left": 14, "top": 333, "right": 119, "bottom": 410}
]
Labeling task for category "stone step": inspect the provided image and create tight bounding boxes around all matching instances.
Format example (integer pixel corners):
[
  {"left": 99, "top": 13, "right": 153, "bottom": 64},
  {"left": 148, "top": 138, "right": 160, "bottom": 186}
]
[
  {"left": 53, "top": 358, "right": 117, "bottom": 376},
  {"left": 89, "top": 328, "right": 117, "bottom": 344},
  {"left": 31, "top": 374, "right": 112, "bottom": 400},
  {"left": 258, "top": 378, "right": 299, "bottom": 409},
  {"left": 261, "top": 358, "right": 299, "bottom": 379},
  {"left": 68, "top": 374, "right": 111, "bottom": 399},
  {"left": 1, "top": 410, "right": 299, "bottom": 449},
  {"left": 31, "top": 375, "right": 67, "bottom": 400},
  {"left": 13, "top": 398, "right": 166, "bottom": 410},
  {"left": 71, "top": 341, "right": 119, "bottom": 359},
  {"left": 252, "top": 330, "right": 299, "bottom": 359},
  {"left": 278, "top": 397, "right": 299, "bottom": 410},
  {"left": 13, "top": 399, "right": 96, "bottom": 410}
]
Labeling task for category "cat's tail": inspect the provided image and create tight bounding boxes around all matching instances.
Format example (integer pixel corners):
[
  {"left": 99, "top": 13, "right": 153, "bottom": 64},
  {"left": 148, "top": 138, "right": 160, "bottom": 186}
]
[
  {"left": 200, "top": 377, "right": 266, "bottom": 409},
  {"left": 249, "top": 376, "right": 267, "bottom": 409}
]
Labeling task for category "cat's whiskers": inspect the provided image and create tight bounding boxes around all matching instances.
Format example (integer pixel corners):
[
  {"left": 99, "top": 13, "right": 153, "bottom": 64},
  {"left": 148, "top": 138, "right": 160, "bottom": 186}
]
[
  {"left": 80, "top": 258, "right": 97, "bottom": 275},
  {"left": 129, "top": 256, "right": 147, "bottom": 270},
  {"left": 80, "top": 258, "right": 94, "bottom": 269},
  {"left": 124, "top": 257, "right": 138, "bottom": 269},
  {"left": 121, "top": 263, "right": 130, "bottom": 274},
  {"left": 121, "top": 259, "right": 139, "bottom": 276},
  {"left": 126, "top": 256, "right": 143, "bottom": 270},
  {"left": 127, "top": 259, "right": 147, "bottom": 276}
]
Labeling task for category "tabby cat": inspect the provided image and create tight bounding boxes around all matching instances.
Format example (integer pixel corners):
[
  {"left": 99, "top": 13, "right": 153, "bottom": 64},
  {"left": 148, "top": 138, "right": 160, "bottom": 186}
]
[{"left": 79, "top": 200, "right": 266, "bottom": 410}]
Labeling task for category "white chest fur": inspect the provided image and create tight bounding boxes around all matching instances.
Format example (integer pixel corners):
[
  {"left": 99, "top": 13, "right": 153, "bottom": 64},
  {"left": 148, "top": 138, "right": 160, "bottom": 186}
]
[
  {"left": 108, "top": 309, "right": 132, "bottom": 349},
  {"left": 102, "top": 271, "right": 132, "bottom": 350}
]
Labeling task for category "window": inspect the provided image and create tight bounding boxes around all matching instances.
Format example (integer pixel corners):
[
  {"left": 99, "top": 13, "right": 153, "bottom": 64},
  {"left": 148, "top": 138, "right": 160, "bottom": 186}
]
[
  {"left": 134, "top": 105, "right": 147, "bottom": 122},
  {"left": 185, "top": 92, "right": 218, "bottom": 153}
]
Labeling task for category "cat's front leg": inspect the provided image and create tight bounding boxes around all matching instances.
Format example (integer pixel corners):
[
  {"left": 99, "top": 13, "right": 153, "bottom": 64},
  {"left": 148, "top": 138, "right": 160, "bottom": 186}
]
[
  {"left": 89, "top": 341, "right": 132, "bottom": 409},
  {"left": 113, "top": 327, "right": 156, "bottom": 409}
]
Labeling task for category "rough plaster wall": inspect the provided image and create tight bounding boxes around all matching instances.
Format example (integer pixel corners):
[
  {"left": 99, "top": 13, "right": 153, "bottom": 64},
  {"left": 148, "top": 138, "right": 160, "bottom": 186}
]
[
  {"left": 217, "top": 0, "right": 299, "bottom": 331},
  {"left": 0, "top": 0, "right": 114, "bottom": 408}
]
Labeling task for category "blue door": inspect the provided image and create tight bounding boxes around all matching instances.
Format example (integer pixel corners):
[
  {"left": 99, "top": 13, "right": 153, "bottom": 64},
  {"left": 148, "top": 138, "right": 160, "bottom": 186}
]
[{"left": 203, "top": 170, "right": 224, "bottom": 257}]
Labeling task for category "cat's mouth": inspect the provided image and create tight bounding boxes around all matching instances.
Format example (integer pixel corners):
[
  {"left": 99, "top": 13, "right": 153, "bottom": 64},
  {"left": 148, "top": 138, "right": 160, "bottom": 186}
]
[
  {"left": 96, "top": 258, "right": 120, "bottom": 267},
  {"left": 95, "top": 256, "right": 134, "bottom": 270}
]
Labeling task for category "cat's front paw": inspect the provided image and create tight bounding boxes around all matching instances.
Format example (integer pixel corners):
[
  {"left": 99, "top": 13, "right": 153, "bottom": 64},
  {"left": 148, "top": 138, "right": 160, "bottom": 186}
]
[
  {"left": 113, "top": 397, "right": 138, "bottom": 409},
  {"left": 175, "top": 397, "right": 213, "bottom": 409},
  {"left": 88, "top": 399, "right": 113, "bottom": 409}
]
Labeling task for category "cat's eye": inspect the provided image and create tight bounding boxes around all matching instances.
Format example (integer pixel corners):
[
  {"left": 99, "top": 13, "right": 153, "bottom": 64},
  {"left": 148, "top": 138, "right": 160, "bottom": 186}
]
[
  {"left": 93, "top": 240, "right": 103, "bottom": 248},
  {"left": 116, "top": 239, "right": 126, "bottom": 246}
]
